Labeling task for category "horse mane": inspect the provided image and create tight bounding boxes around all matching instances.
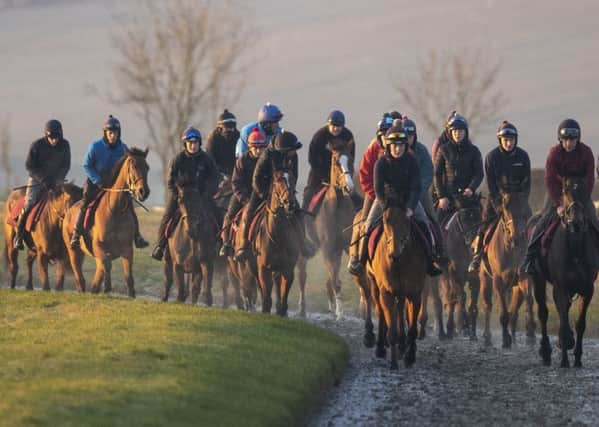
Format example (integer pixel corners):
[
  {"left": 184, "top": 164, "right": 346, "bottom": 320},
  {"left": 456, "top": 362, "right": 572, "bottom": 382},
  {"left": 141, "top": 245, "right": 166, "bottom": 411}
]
[{"left": 103, "top": 147, "right": 147, "bottom": 187}]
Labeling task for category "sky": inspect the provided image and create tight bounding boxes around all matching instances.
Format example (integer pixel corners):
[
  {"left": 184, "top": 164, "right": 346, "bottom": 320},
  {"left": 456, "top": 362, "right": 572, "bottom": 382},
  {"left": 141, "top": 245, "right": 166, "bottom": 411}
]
[{"left": 1, "top": 0, "right": 598, "bottom": 204}]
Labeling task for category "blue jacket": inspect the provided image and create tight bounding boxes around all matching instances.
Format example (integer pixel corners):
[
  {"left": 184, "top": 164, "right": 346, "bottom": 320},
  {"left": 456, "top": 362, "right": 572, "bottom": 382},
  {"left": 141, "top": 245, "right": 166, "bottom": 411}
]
[
  {"left": 83, "top": 138, "right": 127, "bottom": 185},
  {"left": 411, "top": 141, "right": 433, "bottom": 193},
  {"left": 235, "top": 121, "right": 281, "bottom": 158}
]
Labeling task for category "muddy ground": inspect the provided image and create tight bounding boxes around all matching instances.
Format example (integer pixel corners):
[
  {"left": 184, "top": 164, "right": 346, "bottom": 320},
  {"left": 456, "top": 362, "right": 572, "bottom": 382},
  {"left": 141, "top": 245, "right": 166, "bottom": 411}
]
[{"left": 307, "top": 313, "right": 599, "bottom": 427}]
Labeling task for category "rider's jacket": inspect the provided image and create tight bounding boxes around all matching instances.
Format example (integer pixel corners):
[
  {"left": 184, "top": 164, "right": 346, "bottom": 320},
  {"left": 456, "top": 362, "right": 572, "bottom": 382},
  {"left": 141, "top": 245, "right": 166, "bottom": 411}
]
[
  {"left": 235, "top": 121, "right": 281, "bottom": 158},
  {"left": 306, "top": 126, "right": 355, "bottom": 190},
  {"left": 252, "top": 148, "right": 298, "bottom": 200},
  {"left": 485, "top": 146, "right": 531, "bottom": 207},
  {"left": 545, "top": 141, "right": 594, "bottom": 206},
  {"left": 232, "top": 152, "right": 260, "bottom": 204},
  {"left": 83, "top": 138, "right": 126, "bottom": 186},
  {"left": 434, "top": 138, "right": 483, "bottom": 200},
  {"left": 374, "top": 151, "right": 421, "bottom": 211},
  {"left": 359, "top": 138, "right": 385, "bottom": 200},
  {"left": 26, "top": 137, "right": 71, "bottom": 185},
  {"left": 204, "top": 126, "right": 240, "bottom": 177},
  {"left": 410, "top": 141, "right": 434, "bottom": 193},
  {"left": 166, "top": 149, "right": 219, "bottom": 198}
]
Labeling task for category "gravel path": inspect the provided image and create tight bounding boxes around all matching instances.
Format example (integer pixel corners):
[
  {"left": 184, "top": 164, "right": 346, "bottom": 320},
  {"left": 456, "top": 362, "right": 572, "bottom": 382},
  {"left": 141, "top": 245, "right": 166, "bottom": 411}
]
[{"left": 306, "top": 313, "right": 599, "bottom": 427}]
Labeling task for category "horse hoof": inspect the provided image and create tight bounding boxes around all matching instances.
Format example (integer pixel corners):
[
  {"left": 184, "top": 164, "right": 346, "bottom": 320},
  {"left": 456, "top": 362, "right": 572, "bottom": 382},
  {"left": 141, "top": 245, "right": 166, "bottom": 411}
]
[
  {"left": 404, "top": 356, "right": 415, "bottom": 368},
  {"left": 375, "top": 347, "right": 386, "bottom": 359},
  {"left": 418, "top": 329, "right": 426, "bottom": 340},
  {"left": 560, "top": 359, "right": 570, "bottom": 368},
  {"left": 574, "top": 360, "right": 582, "bottom": 368},
  {"left": 470, "top": 334, "right": 478, "bottom": 342},
  {"left": 390, "top": 361, "right": 399, "bottom": 371},
  {"left": 128, "top": 289, "right": 136, "bottom": 299},
  {"left": 363, "top": 334, "right": 376, "bottom": 348}
]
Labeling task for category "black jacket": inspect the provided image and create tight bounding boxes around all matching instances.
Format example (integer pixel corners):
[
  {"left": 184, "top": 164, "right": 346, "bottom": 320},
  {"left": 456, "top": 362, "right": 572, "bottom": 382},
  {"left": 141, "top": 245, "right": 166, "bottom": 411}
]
[
  {"left": 253, "top": 148, "right": 298, "bottom": 200},
  {"left": 204, "top": 127, "right": 240, "bottom": 177},
  {"left": 232, "top": 152, "right": 259, "bottom": 204},
  {"left": 166, "top": 149, "right": 219, "bottom": 197},
  {"left": 434, "top": 139, "right": 483, "bottom": 200},
  {"left": 485, "top": 146, "right": 531, "bottom": 207},
  {"left": 307, "top": 126, "right": 355, "bottom": 189},
  {"left": 374, "top": 152, "right": 421, "bottom": 211},
  {"left": 25, "top": 137, "right": 71, "bottom": 185}
]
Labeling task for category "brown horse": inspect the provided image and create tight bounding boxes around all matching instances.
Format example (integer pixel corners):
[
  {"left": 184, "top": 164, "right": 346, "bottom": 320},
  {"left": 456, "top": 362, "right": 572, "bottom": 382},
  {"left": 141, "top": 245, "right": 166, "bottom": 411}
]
[
  {"left": 531, "top": 176, "right": 598, "bottom": 367},
  {"left": 62, "top": 147, "right": 150, "bottom": 297},
  {"left": 480, "top": 192, "right": 535, "bottom": 348},
  {"left": 3, "top": 183, "right": 82, "bottom": 290},
  {"left": 297, "top": 143, "right": 356, "bottom": 319},
  {"left": 440, "top": 196, "right": 482, "bottom": 339},
  {"left": 367, "top": 206, "right": 427, "bottom": 369},
  {"left": 162, "top": 184, "right": 218, "bottom": 304}
]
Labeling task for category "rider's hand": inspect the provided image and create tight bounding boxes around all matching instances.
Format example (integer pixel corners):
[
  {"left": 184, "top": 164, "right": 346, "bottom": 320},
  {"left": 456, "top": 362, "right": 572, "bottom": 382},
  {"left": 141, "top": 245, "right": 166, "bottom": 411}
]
[
  {"left": 406, "top": 208, "right": 414, "bottom": 218},
  {"left": 557, "top": 205, "right": 565, "bottom": 216},
  {"left": 463, "top": 188, "right": 473, "bottom": 197},
  {"left": 438, "top": 197, "right": 449, "bottom": 210}
]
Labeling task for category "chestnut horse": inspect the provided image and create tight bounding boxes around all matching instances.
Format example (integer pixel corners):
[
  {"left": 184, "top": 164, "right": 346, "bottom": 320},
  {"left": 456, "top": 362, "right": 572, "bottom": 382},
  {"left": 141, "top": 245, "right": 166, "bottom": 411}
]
[
  {"left": 3, "top": 183, "right": 82, "bottom": 290},
  {"left": 367, "top": 205, "right": 427, "bottom": 369},
  {"left": 298, "top": 141, "right": 356, "bottom": 319},
  {"left": 62, "top": 147, "right": 150, "bottom": 297},
  {"left": 162, "top": 184, "right": 218, "bottom": 304},
  {"left": 480, "top": 192, "right": 534, "bottom": 348},
  {"left": 531, "top": 176, "right": 598, "bottom": 367}
]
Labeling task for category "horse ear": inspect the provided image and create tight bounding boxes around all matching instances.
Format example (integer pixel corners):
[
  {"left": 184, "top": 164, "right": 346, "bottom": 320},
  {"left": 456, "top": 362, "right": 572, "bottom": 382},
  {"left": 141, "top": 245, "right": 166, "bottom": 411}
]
[{"left": 143, "top": 147, "right": 149, "bottom": 158}]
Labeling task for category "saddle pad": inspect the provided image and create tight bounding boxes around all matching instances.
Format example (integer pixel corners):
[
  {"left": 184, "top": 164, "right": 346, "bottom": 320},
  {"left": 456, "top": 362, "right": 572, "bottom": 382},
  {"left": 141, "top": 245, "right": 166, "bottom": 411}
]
[
  {"left": 83, "top": 191, "right": 106, "bottom": 231},
  {"left": 307, "top": 185, "right": 328, "bottom": 214},
  {"left": 164, "top": 211, "right": 182, "bottom": 239},
  {"left": 25, "top": 198, "right": 48, "bottom": 232},
  {"left": 6, "top": 197, "right": 26, "bottom": 227},
  {"left": 368, "top": 224, "right": 383, "bottom": 260},
  {"left": 248, "top": 203, "right": 267, "bottom": 241}
]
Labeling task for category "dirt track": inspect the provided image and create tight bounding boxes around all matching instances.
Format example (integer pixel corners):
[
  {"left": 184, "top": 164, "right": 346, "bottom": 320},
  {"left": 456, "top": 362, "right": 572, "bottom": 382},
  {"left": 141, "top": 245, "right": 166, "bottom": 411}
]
[{"left": 307, "top": 313, "right": 599, "bottom": 427}]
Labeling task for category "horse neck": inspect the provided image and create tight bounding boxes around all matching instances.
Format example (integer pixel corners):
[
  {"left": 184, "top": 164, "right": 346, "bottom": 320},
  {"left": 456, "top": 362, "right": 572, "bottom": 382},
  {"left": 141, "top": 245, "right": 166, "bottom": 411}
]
[{"left": 103, "top": 158, "right": 132, "bottom": 211}]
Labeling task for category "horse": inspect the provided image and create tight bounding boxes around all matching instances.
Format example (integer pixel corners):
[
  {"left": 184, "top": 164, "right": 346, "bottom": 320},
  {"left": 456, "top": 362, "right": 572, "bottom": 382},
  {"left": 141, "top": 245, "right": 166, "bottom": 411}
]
[
  {"left": 297, "top": 141, "right": 356, "bottom": 319},
  {"left": 480, "top": 192, "right": 535, "bottom": 348},
  {"left": 530, "top": 176, "right": 598, "bottom": 367},
  {"left": 439, "top": 194, "right": 482, "bottom": 339},
  {"left": 62, "top": 147, "right": 150, "bottom": 297},
  {"left": 162, "top": 183, "right": 218, "bottom": 304},
  {"left": 3, "top": 183, "right": 82, "bottom": 290},
  {"left": 367, "top": 205, "right": 428, "bottom": 369}
]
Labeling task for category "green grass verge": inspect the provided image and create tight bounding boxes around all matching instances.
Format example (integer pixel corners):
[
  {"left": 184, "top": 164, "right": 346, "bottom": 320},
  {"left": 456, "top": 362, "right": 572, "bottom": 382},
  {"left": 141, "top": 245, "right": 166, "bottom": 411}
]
[{"left": 0, "top": 290, "right": 348, "bottom": 427}]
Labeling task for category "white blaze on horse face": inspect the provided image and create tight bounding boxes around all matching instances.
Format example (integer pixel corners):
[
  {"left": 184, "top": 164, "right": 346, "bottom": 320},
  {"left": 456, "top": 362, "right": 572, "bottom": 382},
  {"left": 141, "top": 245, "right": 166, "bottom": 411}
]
[
  {"left": 338, "top": 154, "right": 354, "bottom": 192},
  {"left": 283, "top": 172, "right": 290, "bottom": 188}
]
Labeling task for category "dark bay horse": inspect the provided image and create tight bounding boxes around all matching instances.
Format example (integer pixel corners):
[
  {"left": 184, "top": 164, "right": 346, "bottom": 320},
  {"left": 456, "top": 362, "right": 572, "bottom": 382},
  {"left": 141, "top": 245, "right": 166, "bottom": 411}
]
[
  {"left": 297, "top": 142, "right": 356, "bottom": 319},
  {"left": 531, "top": 177, "right": 598, "bottom": 367},
  {"left": 367, "top": 206, "right": 427, "bottom": 369},
  {"left": 480, "top": 192, "right": 535, "bottom": 348},
  {"left": 3, "top": 183, "right": 82, "bottom": 290},
  {"left": 162, "top": 184, "right": 218, "bottom": 304},
  {"left": 62, "top": 148, "right": 150, "bottom": 297},
  {"left": 440, "top": 195, "right": 482, "bottom": 339}
]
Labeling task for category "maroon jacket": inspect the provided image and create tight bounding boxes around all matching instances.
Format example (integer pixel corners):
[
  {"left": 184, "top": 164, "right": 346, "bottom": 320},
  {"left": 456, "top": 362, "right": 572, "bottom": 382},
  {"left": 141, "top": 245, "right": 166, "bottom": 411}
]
[{"left": 545, "top": 141, "right": 595, "bottom": 206}]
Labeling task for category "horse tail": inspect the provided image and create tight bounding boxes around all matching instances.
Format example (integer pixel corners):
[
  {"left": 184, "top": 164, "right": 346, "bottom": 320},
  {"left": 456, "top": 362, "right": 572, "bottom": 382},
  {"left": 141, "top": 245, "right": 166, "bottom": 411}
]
[{"left": 2, "top": 236, "right": 8, "bottom": 270}]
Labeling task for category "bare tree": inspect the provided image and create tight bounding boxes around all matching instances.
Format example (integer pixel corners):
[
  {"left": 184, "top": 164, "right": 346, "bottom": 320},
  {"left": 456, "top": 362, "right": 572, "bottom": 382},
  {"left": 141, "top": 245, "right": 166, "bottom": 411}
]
[
  {"left": 393, "top": 48, "right": 506, "bottom": 136},
  {"left": 108, "top": 0, "right": 252, "bottom": 184},
  {"left": 0, "top": 115, "right": 14, "bottom": 197}
]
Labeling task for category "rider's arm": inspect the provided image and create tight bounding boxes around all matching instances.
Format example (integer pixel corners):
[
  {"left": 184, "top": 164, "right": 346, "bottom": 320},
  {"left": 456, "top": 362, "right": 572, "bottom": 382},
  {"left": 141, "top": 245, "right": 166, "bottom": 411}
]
[
  {"left": 373, "top": 157, "right": 386, "bottom": 204},
  {"left": 56, "top": 140, "right": 71, "bottom": 182},
  {"left": 235, "top": 126, "right": 249, "bottom": 159},
  {"left": 583, "top": 144, "right": 595, "bottom": 198},
  {"left": 417, "top": 143, "right": 433, "bottom": 192},
  {"left": 407, "top": 157, "right": 422, "bottom": 211},
  {"left": 231, "top": 157, "right": 249, "bottom": 203},
  {"left": 544, "top": 146, "right": 562, "bottom": 206},
  {"left": 433, "top": 147, "right": 448, "bottom": 199},
  {"left": 252, "top": 151, "right": 270, "bottom": 200},
  {"left": 521, "top": 149, "right": 532, "bottom": 198},
  {"left": 467, "top": 146, "right": 484, "bottom": 192},
  {"left": 204, "top": 153, "right": 220, "bottom": 197},
  {"left": 25, "top": 140, "right": 46, "bottom": 184},
  {"left": 166, "top": 156, "right": 179, "bottom": 197},
  {"left": 484, "top": 151, "right": 500, "bottom": 207},
  {"left": 83, "top": 142, "right": 102, "bottom": 185}
]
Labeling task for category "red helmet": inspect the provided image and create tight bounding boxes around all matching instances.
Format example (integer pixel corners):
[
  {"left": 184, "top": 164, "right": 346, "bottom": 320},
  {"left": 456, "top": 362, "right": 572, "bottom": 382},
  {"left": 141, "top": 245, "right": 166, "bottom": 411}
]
[{"left": 248, "top": 127, "right": 267, "bottom": 147}]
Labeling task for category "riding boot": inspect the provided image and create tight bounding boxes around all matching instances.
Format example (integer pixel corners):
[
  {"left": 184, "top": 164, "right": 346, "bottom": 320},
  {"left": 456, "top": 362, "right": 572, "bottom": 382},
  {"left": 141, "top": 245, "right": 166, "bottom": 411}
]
[
  {"left": 519, "top": 228, "right": 542, "bottom": 275},
  {"left": 70, "top": 209, "right": 86, "bottom": 249},
  {"left": 348, "top": 234, "right": 367, "bottom": 276},
  {"left": 297, "top": 212, "right": 317, "bottom": 258},
  {"left": 151, "top": 236, "right": 168, "bottom": 261},
  {"left": 13, "top": 208, "right": 29, "bottom": 250},
  {"left": 467, "top": 231, "right": 484, "bottom": 273},
  {"left": 219, "top": 218, "right": 233, "bottom": 257},
  {"left": 430, "top": 221, "right": 449, "bottom": 267},
  {"left": 131, "top": 208, "right": 149, "bottom": 249},
  {"left": 234, "top": 211, "right": 251, "bottom": 262}
]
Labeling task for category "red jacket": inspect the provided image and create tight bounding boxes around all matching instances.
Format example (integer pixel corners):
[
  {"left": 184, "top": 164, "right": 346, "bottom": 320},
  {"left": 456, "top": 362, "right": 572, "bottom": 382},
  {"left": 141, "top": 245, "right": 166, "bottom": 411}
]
[
  {"left": 359, "top": 139, "right": 385, "bottom": 199},
  {"left": 545, "top": 141, "right": 595, "bottom": 205}
]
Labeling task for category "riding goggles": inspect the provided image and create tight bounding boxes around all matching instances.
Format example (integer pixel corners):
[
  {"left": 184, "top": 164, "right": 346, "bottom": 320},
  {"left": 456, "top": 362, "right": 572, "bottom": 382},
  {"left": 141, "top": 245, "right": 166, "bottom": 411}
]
[
  {"left": 559, "top": 128, "right": 580, "bottom": 139},
  {"left": 386, "top": 132, "right": 407, "bottom": 143},
  {"left": 403, "top": 125, "right": 416, "bottom": 134}
]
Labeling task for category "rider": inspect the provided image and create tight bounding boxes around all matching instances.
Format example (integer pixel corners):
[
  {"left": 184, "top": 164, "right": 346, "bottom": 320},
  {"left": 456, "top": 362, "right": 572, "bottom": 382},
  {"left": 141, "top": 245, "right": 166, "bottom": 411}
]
[
  {"left": 433, "top": 112, "right": 484, "bottom": 223},
  {"left": 151, "top": 126, "right": 220, "bottom": 261},
  {"left": 70, "top": 115, "right": 148, "bottom": 249},
  {"left": 519, "top": 119, "right": 599, "bottom": 274},
  {"left": 347, "top": 113, "right": 394, "bottom": 274},
  {"left": 468, "top": 120, "right": 531, "bottom": 273},
  {"left": 13, "top": 119, "right": 71, "bottom": 250},
  {"left": 234, "top": 130, "right": 314, "bottom": 261},
  {"left": 204, "top": 109, "right": 240, "bottom": 177},
  {"left": 235, "top": 103, "right": 283, "bottom": 158},
  {"left": 219, "top": 127, "right": 268, "bottom": 257}
]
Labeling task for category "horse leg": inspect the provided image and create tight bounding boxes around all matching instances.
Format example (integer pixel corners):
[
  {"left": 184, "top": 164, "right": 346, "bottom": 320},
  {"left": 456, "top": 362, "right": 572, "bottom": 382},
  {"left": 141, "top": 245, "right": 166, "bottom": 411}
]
[
  {"left": 193, "top": 269, "right": 203, "bottom": 306},
  {"left": 174, "top": 264, "right": 186, "bottom": 303},
  {"left": 431, "top": 276, "right": 446, "bottom": 340},
  {"left": 357, "top": 274, "right": 375, "bottom": 348},
  {"left": 121, "top": 255, "right": 135, "bottom": 298},
  {"left": 277, "top": 269, "right": 294, "bottom": 317},
  {"left": 574, "top": 289, "right": 593, "bottom": 368},
  {"left": 494, "top": 277, "right": 511, "bottom": 348},
  {"left": 404, "top": 297, "right": 421, "bottom": 368},
  {"left": 201, "top": 262, "right": 214, "bottom": 307},
  {"left": 220, "top": 265, "right": 229, "bottom": 309},
  {"left": 297, "top": 256, "right": 307, "bottom": 318},
  {"left": 480, "top": 271, "right": 493, "bottom": 346},
  {"left": 523, "top": 279, "right": 536, "bottom": 345},
  {"left": 54, "top": 259, "right": 65, "bottom": 291},
  {"left": 258, "top": 266, "right": 273, "bottom": 314},
  {"left": 534, "top": 276, "right": 551, "bottom": 365},
  {"left": 370, "top": 278, "right": 386, "bottom": 358},
  {"left": 553, "top": 286, "right": 572, "bottom": 368},
  {"left": 162, "top": 254, "right": 173, "bottom": 302},
  {"left": 102, "top": 259, "right": 113, "bottom": 295},
  {"left": 325, "top": 254, "right": 343, "bottom": 320},
  {"left": 25, "top": 251, "right": 35, "bottom": 290},
  {"left": 508, "top": 281, "right": 524, "bottom": 345},
  {"left": 468, "top": 277, "right": 480, "bottom": 340},
  {"left": 6, "top": 242, "right": 18, "bottom": 289},
  {"left": 418, "top": 278, "right": 430, "bottom": 340},
  {"left": 90, "top": 258, "right": 105, "bottom": 294},
  {"left": 37, "top": 253, "right": 50, "bottom": 291},
  {"left": 67, "top": 248, "right": 86, "bottom": 293},
  {"left": 397, "top": 297, "right": 407, "bottom": 357},
  {"left": 380, "top": 289, "right": 398, "bottom": 370}
]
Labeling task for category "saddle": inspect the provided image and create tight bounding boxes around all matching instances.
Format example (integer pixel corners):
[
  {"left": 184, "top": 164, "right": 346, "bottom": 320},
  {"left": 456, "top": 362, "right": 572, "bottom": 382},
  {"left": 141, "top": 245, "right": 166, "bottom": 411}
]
[
  {"left": 7, "top": 196, "right": 47, "bottom": 232},
  {"left": 306, "top": 184, "right": 328, "bottom": 215},
  {"left": 367, "top": 219, "right": 433, "bottom": 261},
  {"left": 164, "top": 211, "right": 183, "bottom": 239},
  {"left": 82, "top": 191, "right": 107, "bottom": 231},
  {"left": 228, "top": 202, "right": 267, "bottom": 244}
]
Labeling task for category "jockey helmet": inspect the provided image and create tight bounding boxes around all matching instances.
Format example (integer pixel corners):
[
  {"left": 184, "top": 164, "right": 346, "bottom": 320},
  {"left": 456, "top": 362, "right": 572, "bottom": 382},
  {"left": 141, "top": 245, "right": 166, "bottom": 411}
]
[
  {"left": 248, "top": 127, "right": 267, "bottom": 147},
  {"left": 327, "top": 110, "right": 345, "bottom": 127},
  {"left": 103, "top": 115, "right": 121, "bottom": 132},
  {"left": 388, "top": 110, "right": 402, "bottom": 120},
  {"left": 44, "top": 119, "right": 63, "bottom": 138},
  {"left": 496, "top": 120, "right": 518, "bottom": 144},
  {"left": 181, "top": 126, "right": 202, "bottom": 144},
  {"left": 557, "top": 118, "right": 581, "bottom": 141},
  {"left": 258, "top": 103, "right": 284, "bottom": 123},
  {"left": 272, "top": 130, "right": 302, "bottom": 152},
  {"left": 384, "top": 125, "right": 408, "bottom": 147},
  {"left": 446, "top": 112, "right": 468, "bottom": 131},
  {"left": 217, "top": 109, "right": 237, "bottom": 128}
]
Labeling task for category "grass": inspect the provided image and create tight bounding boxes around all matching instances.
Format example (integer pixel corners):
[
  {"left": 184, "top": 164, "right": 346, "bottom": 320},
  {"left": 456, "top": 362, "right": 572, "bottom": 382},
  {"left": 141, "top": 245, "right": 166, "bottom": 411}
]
[{"left": 0, "top": 290, "right": 348, "bottom": 427}]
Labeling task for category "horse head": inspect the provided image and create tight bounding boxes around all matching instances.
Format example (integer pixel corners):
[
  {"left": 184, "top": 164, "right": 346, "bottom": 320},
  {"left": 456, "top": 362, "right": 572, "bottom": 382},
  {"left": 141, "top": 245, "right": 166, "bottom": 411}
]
[
  {"left": 455, "top": 203, "right": 482, "bottom": 246},
  {"left": 123, "top": 147, "right": 150, "bottom": 202},
  {"left": 270, "top": 170, "right": 296, "bottom": 218},
  {"left": 500, "top": 192, "right": 530, "bottom": 249},
  {"left": 328, "top": 139, "right": 354, "bottom": 196},
  {"left": 383, "top": 204, "right": 411, "bottom": 261},
  {"left": 47, "top": 182, "right": 83, "bottom": 220},
  {"left": 176, "top": 184, "right": 205, "bottom": 240},
  {"left": 561, "top": 176, "right": 587, "bottom": 232}
]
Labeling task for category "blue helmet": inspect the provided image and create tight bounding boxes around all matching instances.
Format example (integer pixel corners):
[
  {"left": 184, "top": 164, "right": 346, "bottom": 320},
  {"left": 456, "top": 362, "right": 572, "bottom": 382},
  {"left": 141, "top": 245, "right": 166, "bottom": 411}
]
[
  {"left": 181, "top": 126, "right": 202, "bottom": 144},
  {"left": 258, "top": 103, "right": 284, "bottom": 122},
  {"left": 377, "top": 113, "right": 394, "bottom": 135},
  {"left": 327, "top": 110, "right": 345, "bottom": 127}
]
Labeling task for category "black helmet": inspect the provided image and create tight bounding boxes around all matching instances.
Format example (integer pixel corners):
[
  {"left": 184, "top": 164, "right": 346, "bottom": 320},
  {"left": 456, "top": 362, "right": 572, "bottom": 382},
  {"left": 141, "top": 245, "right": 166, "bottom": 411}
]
[
  {"left": 388, "top": 110, "right": 402, "bottom": 120},
  {"left": 327, "top": 110, "right": 345, "bottom": 127},
  {"left": 376, "top": 113, "right": 395, "bottom": 147},
  {"left": 446, "top": 112, "right": 468, "bottom": 131},
  {"left": 272, "top": 130, "right": 302, "bottom": 152},
  {"left": 44, "top": 119, "right": 63, "bottom": 138},
  {"left": 401, "top": 117, "right": 417, "bottom": 142},
  {"left": 217, "top": 109, "right": 237, "bottom": 127},
  {"left": 496, "top": 120, "right": 518, "bottom": 145},
  {"left": 557, "top": 118, "right": 581, "bottom": 141},
  {"left": 103, "top": 115, "right": 121, "bottom": 132}
]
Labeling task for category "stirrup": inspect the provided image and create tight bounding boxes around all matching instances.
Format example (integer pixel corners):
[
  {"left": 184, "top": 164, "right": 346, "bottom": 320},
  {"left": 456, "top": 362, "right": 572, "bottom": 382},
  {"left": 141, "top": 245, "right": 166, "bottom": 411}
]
[
  {"left": 348, "top": 257, "right": 364, "bottom": 276},
  {"left": 467, "top": 255, "right": 481, "bottom": 273},
  {"left": 13, "top": 235, "right": 24, "bottom": 251},
  {"left": 519, "top": 258, "right": 535, "bottom": 275},
  {"left": 151, "top": 245, "right": 164, "bottom": 261},
  {"left": 428, "top": 262, "right": 443, "bottom": 276},
  {"left": 134, "top": 234, "right": 149, "bottom": 249},
  {"left": 219, "top": 243, "right": 233, "bottom": 257},
  {"left": 70, "top": 233, "right": 81, "bottom": 249}
]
